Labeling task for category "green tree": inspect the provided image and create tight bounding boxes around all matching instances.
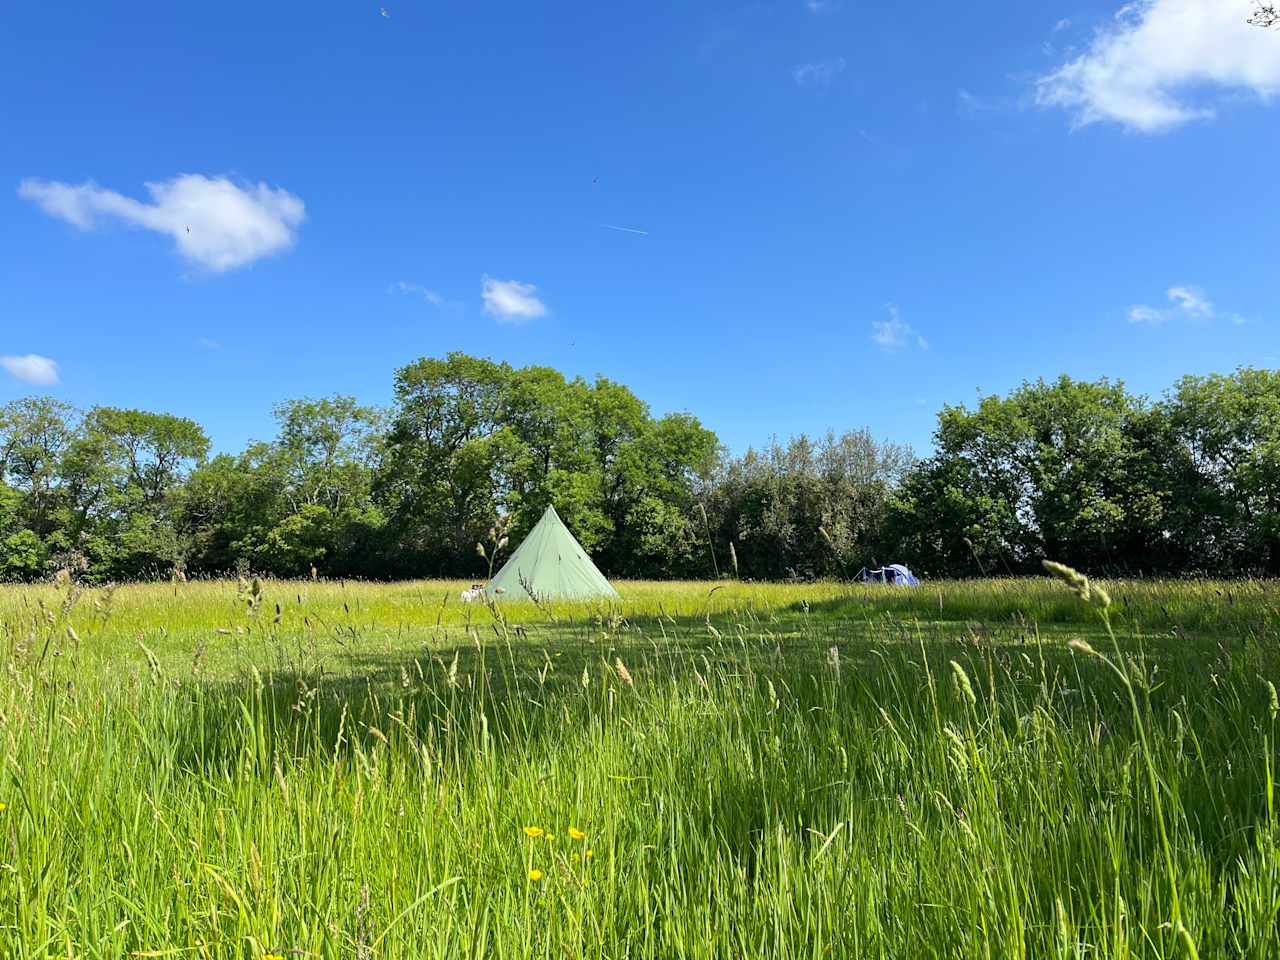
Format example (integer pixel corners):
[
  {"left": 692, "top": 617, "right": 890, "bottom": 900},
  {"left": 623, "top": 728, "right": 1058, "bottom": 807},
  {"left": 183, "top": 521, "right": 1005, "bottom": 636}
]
[
  {"left": 377, "top": 353, "right": 511, "bottom": 573},
  {"left": 377, "top": 354, "right": 718, "bottom": 578},
  {"left": 0, "top": 397, "right": 77, "bottom": 539},
  {"left": 887, "top": 376, "right": 1185, "bottom": 576},
  {"left": 183, "top": 397, "right": 383, "bottom": 577},
  {"left": 707, "top": 431, "right": 912, "bottom": 580},
  {"left": 0, "top": 483, "right": 47, "bottom": 580},
  {"left": 1166, "top": 368, "right": 1280, "bottom": 572}
]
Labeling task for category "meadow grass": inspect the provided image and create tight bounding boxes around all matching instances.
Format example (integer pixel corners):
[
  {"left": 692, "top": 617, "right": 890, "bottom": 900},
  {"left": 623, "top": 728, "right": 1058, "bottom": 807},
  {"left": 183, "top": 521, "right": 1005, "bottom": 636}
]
[{"left": 1, "top": 577, "right": 1278, "bottom": 957}]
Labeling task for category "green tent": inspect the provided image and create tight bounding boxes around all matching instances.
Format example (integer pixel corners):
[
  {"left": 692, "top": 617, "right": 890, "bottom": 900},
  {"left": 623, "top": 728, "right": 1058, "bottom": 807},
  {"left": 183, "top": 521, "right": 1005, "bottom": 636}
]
[{"left": 485, "top": 505, "right": 620, "bottom": 602}]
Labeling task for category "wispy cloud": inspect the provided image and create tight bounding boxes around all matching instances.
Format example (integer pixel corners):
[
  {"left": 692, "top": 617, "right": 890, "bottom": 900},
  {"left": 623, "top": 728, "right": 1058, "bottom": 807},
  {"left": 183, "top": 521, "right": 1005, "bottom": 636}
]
[
  {"left": 481, "top": 275, "right": 547, "bottom": 323},
  {"left": 18, "top": 174, "right": 305, "bottom": 272},
  {"left": 392, "top": 280, "right": 445, "bottom": 305},
  {"left": 196, "top": 337, "right": 222, "bottom": 350},
  {"left": 1166, "top": 284, "right": 1213, "bottom": 318},
  {"left": 871, "top": 304, "right": 928, "bottom": 352},
  {"left": 601, "top": 223, "right": 649, "bottom": 236},
  {"left": 956, "top": 88, "right": 1024, "bottom": 114},
  {"left": 1053, "top": 17, "right": 1072, "bottom": 32},
  {"left": 1, "top": 354, "right": 60, "bottom": 386},
  {"left": 1129, "top": 284, "right": 1227, "bottom": 325},
  {"left": 794, "top": 57, "right": 847, "bottom": 87},
  {"left": 1127, "top": 304, "right": 1168, "bottom": 325},
  {"left": 1036, "top": 0, "right": 1280, "bottom": 133}
]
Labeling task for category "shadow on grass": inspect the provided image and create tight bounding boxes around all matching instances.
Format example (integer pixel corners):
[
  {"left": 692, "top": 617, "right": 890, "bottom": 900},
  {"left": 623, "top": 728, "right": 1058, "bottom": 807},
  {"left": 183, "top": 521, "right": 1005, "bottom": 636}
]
[{"left": 157, "top": 598, "right": 1280, "bottom": 884}]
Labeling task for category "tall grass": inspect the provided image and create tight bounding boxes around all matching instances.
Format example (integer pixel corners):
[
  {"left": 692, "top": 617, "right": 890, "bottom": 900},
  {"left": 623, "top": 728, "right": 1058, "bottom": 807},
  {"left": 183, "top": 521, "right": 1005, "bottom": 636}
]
[{"left": 0, "top": 577, "right": 1277, "bottom": 957}]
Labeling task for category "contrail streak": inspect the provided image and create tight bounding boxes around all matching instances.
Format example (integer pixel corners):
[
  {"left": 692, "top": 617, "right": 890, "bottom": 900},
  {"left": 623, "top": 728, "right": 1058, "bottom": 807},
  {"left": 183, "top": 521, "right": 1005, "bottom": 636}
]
[{"left": 600, "top": 223, "right": 649, "bottom": 236}]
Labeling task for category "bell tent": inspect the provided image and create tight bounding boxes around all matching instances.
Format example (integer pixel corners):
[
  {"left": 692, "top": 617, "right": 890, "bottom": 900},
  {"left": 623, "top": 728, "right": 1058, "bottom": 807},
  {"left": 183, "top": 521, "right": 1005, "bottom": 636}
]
[{"left": 485, "top": 505, "right": 620, "bottom": 602}]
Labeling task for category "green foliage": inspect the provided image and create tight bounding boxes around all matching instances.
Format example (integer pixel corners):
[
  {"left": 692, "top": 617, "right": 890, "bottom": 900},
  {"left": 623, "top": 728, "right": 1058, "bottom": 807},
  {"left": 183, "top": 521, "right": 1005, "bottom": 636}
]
[
  {"left": 3, "top": 362, "right": 1279, "bottom": 582},
  {"left": 889, "top": 370, "right": 1280, "bottom": 577},
  {"left": 706, "top": 430, "right": 913, "bottom": 580},
  {"left": 182, "top": 397, "right": 385, "bottom": 578},
  {"left": 376, "top": 353, "right": 717, "bottom": 578},
  {"left": 1167, "top": 369, "right": 1280, "bottom": 569},
  {"left": 0, "top": 527, "right": 47, "bottom": 580}
]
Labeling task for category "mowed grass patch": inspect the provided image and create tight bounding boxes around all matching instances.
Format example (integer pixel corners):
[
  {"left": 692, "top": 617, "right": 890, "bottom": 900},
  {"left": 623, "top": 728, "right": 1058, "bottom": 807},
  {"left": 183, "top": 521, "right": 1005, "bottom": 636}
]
[{"left": 0, "top": 578, "right": 1278, "bottom": 957}]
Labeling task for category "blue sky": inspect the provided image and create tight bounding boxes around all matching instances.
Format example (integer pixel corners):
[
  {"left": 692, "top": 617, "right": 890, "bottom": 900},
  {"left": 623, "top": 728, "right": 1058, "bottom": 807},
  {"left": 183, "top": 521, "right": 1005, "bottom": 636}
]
[{"left": 3, "top": 0, "right": 1278, "bottom": 456}]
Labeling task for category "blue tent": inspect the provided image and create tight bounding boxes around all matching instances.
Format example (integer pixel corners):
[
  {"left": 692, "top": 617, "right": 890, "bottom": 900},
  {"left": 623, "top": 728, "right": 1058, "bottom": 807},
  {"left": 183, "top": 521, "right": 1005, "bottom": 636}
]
[{"left": 855, "top": 564, "right": 919, "bottom": 586}]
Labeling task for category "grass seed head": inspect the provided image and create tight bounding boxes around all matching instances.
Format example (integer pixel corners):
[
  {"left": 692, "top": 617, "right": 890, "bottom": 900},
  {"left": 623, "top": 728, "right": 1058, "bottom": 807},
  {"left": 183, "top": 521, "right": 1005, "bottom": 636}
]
[
  {"left": 949, "top": 660, "right": 977, "bottom": 707},
  {"left": 1042, "top": 560, "right": 1091, "bottom": 602}
]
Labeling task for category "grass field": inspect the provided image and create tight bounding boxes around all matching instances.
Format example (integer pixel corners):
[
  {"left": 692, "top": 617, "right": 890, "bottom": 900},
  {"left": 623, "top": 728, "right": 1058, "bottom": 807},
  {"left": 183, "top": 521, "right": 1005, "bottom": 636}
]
[{"left": 2, "top": 575, "right": 1279, "bottom": 958}]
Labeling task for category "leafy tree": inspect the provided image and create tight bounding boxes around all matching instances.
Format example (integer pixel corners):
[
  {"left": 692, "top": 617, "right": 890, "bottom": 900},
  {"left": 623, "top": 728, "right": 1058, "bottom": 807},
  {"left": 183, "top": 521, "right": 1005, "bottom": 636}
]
[
  {"left": 598, "top": 410, "right": 719, "bottom": 576},
  {"left": 75, "top": 408, "right": 210, "bottom": 577},
  {"left": 0, "top": 397, "right": 77, "bottom": 538},
  {"left": 707, "top": 431, "right": 912, "bottom": 580},
  {"left": 0, "top": 529, "right": 47, "bottom": 581},
  {"left": 0, "top": 483, "right": 47, "bottom": 580},
  {"left": 183, "top": 397, "right": 383, "bottom": 577},
  {"left": 377, "top": 353, "right": 511, "bottom": 573},
  {"left": 376, "top": 354, "right": 717, "bottom": 578},
  {"left": 88, "top": 408, "right": 210, "bottom": 504},
  {"left": 888, "top": 376, "right": 1204, "bottom": 576},
  {"left": 495, "top": 365, "right": 600, "bottom": 543},
  {"left": 5, "top": 362, "right": 1274, "bottom": 583},
  {"left": 1166, "top": 369, "right": 1280, "bottom": 572}
]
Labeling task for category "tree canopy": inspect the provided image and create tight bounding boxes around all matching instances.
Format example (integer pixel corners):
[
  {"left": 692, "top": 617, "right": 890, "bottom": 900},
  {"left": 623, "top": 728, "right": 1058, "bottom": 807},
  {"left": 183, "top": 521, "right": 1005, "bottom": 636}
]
[{"left": 2, "top": 358, "right": 1277, "bottom": 582}]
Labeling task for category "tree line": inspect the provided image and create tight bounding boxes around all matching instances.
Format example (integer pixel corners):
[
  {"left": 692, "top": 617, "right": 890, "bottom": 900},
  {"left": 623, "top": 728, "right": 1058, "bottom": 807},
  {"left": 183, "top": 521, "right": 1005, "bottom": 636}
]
[{"left": 1, "top": 355, "right": 1277, "bottom": 582}]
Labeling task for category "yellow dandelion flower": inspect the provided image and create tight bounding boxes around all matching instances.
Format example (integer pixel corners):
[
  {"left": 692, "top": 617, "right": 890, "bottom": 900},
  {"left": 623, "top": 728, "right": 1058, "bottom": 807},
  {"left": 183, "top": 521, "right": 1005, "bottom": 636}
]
[
  {"left": 586, "top": 849, "right": 594, "bottom": 858},
  {"left": 263, "top": 954, "right": 285, "bottom": 960},
  {"left": 0, "top": 803, "right": 7, "bottom": 813},
  {"left": 568, "top": 827, "right": 586, "bottom": 841},
  {"left": 528, "top": 868, "right": 543, "bottom": 881},
  {"left": 523, "top": 826, "right": 544, "bottom": 839},
  {"left": 546, "top": 833, "right": 556, "bottom": 842}
]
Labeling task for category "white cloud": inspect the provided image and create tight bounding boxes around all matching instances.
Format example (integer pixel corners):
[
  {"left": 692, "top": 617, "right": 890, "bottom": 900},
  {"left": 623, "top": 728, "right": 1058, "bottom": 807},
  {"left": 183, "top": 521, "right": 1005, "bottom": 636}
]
[
  {"left": 18, "top": 174, "right": 305, "bottom": 272},
  {"left": 1, "top": 354, "right": 60, "bottom": 386},
  {"left": 393, "top": 280, "right": 445, "bottom": 305},
  {"left": 1166, "top": 284, "right": 1213, "bottom": 317},
  {"left": 794, "top": 58, "right": 847, "bottom": 87},
  {"left": 871, "top": 304, "right": 927, "bottom": 352},
  {"left": 481, "top": 275, "right": 547, "bottom": 323},
  {"left": 1129, "top": 284, "right": 1221, "bottom": 324},
  {"left": 1127, "top": 304, "right": 1169, "bottom": 325},
  {"left": 1053, "top": 18, "right": 1073, "bottom": 32},
  {"left": 1036, "top": 0, "right": 1280, "bottom": 132}
]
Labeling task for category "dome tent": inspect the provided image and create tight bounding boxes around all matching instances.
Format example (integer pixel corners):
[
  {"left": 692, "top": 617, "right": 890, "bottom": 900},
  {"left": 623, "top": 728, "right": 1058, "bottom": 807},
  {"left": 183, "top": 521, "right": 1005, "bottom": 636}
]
[
  {"left": 484, "top": 505, "right": 620, "bottom": 602},
  {"left": 855, "top": 563, "right": 919, "bottom": 586}
]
